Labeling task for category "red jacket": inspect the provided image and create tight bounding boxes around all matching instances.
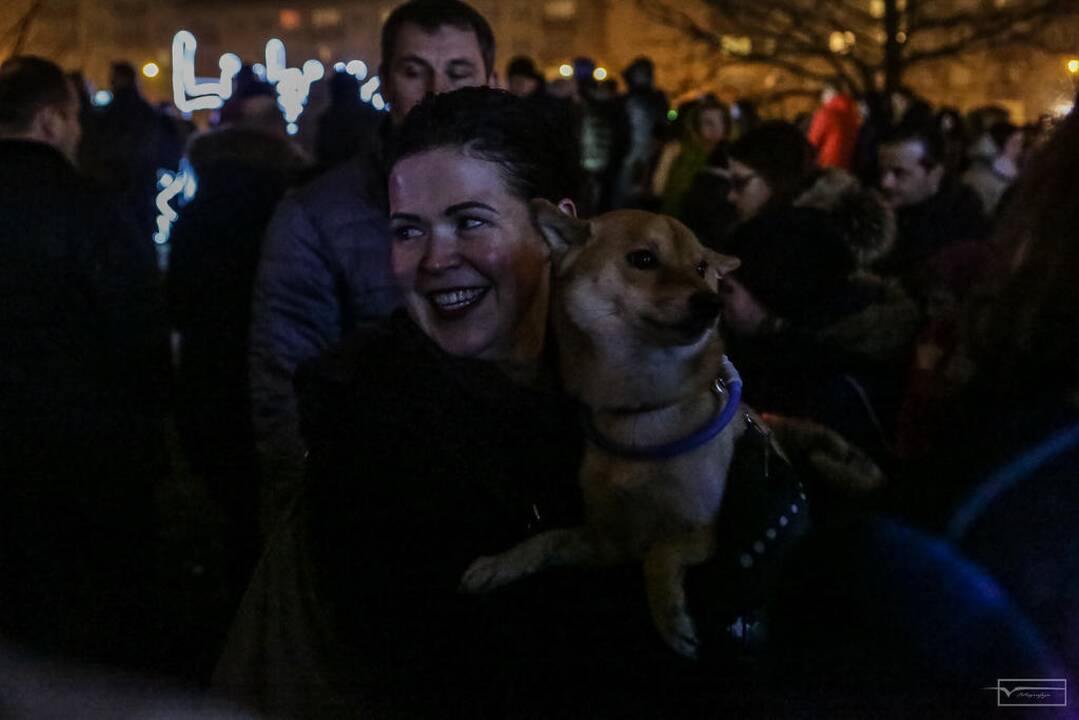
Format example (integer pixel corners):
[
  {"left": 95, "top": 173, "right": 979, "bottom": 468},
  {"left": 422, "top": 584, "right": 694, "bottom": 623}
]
[{"left": 808, "top": 94, "right": 860, "bottom": 170}]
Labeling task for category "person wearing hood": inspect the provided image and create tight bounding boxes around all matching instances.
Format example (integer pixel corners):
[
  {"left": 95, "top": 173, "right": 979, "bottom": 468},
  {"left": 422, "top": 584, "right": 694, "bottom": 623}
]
[
  {"left": 807, "top": 78, "right": 861, "bottom": 170},
  {"left": 719, "top": 121, "right": 919, "bottom": 463},
  {"left": 168, "top": 100, "right": 313, "bottom": 609}
]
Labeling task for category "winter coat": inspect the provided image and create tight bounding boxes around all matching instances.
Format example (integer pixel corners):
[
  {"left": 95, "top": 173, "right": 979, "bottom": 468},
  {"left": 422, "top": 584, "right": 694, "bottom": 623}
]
[
  {"left": 214, "top": 313, "right": 811, "bottom": 718},
  {"left": 0, "top": 139, "right": 166, "bottom": 663},
  {"left": 807, "top": 93, "right": 861, "bottom": 170},
  {"left": 720, "top": 169, "right": 918, "bottom": 459},
  {"left": 169, "top": 128, "right": 311, "bottom": 475},
  {"left": 875, "top": 180, "right": 991, "bottom": 296},
  {"left": 248, "top": 120, "right": 401, "bottom": 532}
]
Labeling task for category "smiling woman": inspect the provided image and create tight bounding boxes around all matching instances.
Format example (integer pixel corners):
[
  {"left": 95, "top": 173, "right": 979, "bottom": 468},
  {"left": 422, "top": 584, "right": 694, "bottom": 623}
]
[
  {"left": 387, "top": 90, "right": 578, "bottom": 368},
  {"left": 213, "top": 88, "right": 814, "bottom": 719}
]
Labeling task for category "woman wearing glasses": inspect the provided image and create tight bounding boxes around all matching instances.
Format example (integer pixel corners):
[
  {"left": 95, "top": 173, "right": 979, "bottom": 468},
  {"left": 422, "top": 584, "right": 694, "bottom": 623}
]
[{"left": 717, "top": 121, "right": 918, "bottom": 463}]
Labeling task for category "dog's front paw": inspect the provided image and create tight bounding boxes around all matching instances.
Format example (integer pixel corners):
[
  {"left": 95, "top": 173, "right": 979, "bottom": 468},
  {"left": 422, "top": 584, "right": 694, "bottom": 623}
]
[
  {"left": 657, "top": 609, "right": 700, "bottom": 660},
  {"left": 459, "top": 555, "right": 524, "bottom": 594}
]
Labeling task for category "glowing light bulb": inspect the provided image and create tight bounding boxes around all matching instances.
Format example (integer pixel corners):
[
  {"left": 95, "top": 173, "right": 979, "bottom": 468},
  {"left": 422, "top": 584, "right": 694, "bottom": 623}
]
[
  {"left": 286, "top": 122, "right": 299, "bottom": 135},
  {"left": 334, "top": 61, "right": 346, "bottom": 72},
  {"left": 593, "top": 67, "right": 607, "bottom": 81},
  {"left": 142, "top": 62, "right": 160, "bottom": 78},
  {"left": 1068, "top": 58, "right": 1079, "bottom": 75},
  {"left": 93, "top": 90, "right": 112, "bottom": 106},
  {"left": 666, "top": 109, "right": 678, "bottom": 122},
  {"left": 559, "top": 64, "right": 573, "bottom": 78}
]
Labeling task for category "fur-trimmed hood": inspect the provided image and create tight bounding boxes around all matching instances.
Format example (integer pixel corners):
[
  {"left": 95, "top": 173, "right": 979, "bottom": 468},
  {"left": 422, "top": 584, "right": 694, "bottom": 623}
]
[
  {"left": 186, "top": 127, "right": 311, "bottom": 182},
  {"left": 794, "top": 168, "right": 896, "bottom": 270}
]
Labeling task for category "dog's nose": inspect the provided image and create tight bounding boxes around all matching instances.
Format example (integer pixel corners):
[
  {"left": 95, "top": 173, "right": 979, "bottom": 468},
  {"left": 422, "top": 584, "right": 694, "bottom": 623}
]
[{"left": 688, "top": 292, "right": 723, "bottom": 321}]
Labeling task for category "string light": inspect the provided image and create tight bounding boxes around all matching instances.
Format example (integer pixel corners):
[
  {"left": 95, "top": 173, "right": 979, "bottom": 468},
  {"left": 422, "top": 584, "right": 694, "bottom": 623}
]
[
  {"left": 171, "top": 30, "right": 242, "bottom": 112},
  {"left": 142, "top": 62, "right": 160, "bottom": 78},
  {"left": 153, "top": 161, "right": 197, "bottom": 246},
  {"left": 92, "top": 90, "right": 112, "bottom": 106},
  {"left": 264, "top": 38, "right": 325, "bottom": 127}
]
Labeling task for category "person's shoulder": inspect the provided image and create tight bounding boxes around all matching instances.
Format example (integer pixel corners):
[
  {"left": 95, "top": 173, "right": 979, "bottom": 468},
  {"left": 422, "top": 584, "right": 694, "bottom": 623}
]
[{"left": 285, "top": 133, "right": 387, "bottom": 223}]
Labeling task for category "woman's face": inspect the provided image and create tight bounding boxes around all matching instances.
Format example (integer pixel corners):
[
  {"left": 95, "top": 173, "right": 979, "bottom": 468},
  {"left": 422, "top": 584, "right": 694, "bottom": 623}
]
[
  {"left": 389, "top": 148, "right": 553, "bottom": 363},
  {"left": 727, "top": 158, "right": 773, "bottom": 222},
  {"left": 698, "top": 108, "right": 726, "bottom": 145}
]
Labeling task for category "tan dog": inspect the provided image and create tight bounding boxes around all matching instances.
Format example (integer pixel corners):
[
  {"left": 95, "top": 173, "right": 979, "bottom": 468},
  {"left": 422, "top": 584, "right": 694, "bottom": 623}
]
[{"left": 460, "top": 201, "right": 754, "bottom": 658}]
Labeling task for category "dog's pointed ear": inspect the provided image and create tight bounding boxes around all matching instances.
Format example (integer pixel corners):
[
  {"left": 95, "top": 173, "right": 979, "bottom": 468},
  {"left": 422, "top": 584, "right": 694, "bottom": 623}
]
[
  {"left": 703, "top": 248, "right": 741, "bottom": 288},
  {"left": 531, "top": 198, "right": 590, "bottom": 257},
  {"left": 704, "top": 248, "right": 740, "bottom": 276}
]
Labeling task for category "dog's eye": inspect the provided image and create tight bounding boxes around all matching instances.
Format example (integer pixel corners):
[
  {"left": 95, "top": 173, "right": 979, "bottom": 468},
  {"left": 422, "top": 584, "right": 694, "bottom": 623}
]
[
  {"left": 696, "top": 260, "right": 708, "bottom": 277},
  {"left": 626, "top": 249, "right": 658, "bottom": 270}
]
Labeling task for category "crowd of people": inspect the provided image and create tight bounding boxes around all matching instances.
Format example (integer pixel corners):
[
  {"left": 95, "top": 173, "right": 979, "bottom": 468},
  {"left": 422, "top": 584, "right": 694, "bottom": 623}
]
[{"left": 1, "top": 0, "right": 1077, "bottom": 717}]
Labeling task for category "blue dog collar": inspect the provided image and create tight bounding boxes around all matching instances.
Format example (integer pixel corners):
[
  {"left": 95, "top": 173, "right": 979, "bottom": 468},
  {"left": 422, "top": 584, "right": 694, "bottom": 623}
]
[{"left": 582, "top": 357, "right": 743, "bottom": 461}]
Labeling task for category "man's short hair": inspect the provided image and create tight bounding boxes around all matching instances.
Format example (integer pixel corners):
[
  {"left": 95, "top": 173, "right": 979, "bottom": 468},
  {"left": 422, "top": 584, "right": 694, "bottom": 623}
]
[
  {"left": 0, "top": 56, "right": 72, "bottom": 133},
  {"left": 381, "top": 0, "right": 495, "bottom": 78},
  {"left": 881, "top": 121, "right": 945, "bottom": 169}
]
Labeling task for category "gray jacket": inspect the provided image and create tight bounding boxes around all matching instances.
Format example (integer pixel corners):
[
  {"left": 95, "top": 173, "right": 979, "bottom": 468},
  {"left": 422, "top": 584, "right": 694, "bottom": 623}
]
[{"left": 250, "top": 134, "right": 400, "bottom": 530}]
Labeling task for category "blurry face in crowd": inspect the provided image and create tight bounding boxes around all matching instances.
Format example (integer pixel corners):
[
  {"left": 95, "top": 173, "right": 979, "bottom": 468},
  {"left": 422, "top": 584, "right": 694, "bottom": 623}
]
[
  {"left": 508, "top": 74, "right": 539, "bottom": 98},
  {"left": 727, "top": 158, "right": 772, "bottom": 222},
  {"left": 390, "top": 147, "right": 570, "bottom": 363},
  {"left": 879, "top": 139, "right": 944, "bottom": 209},
  {"left": 1002, "top": 131, "right": 1024, "bottom": 163},
  {"left": 698, "top": 108, "right": 726, "bottom": 145},
  {"left": 30, "top": 82, "right": 82, "bottom": 162},
  {"left": 382, "top": 23, "right": 491, "bottom": 124}
]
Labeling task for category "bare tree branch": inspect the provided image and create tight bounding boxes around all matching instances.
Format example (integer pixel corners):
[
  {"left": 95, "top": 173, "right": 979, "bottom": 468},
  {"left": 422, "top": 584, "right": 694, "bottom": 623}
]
[{"left": 639, "top": 0, "right": 1079, "bottom": 95}]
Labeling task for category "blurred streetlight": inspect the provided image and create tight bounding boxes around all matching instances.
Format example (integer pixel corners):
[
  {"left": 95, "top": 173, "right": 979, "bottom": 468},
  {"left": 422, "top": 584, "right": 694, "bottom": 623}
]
[
  {"left": 1067, "top": 58, "right": 1079, "bottom": 75},
  {"left": 558, "top": 64, "right": 573, "bottom": 78},
  {"left": 593, "top": 67, "right": 608, "bottom": 81},
  {"left": 142, "top": 62, "right": 160, "bottom": 78}
]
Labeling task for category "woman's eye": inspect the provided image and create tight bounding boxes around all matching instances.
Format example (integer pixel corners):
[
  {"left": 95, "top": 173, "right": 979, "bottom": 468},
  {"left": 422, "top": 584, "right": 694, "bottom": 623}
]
[
  {"left": 393, "top": 225, "right": 422, "bottom": 241},
  {"left": 459, "top": 217, "right": 487, "bottom": 231},
  {"left": 696, "top": 260, "right": 708, "bottom": 277},
  {"left": 626, "top": 249, "right": 659, "bottom": 270}
]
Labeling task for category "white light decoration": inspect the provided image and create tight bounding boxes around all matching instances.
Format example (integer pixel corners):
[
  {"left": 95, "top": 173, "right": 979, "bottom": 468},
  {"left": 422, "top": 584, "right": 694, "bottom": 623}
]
[
  {"left": 252, "top": 63, "right": 267, "bottom": 80},
  {"left": 333, "top": 61, "right": 346, "bottom": 72},
  {"left": 360, "top": 75, "right": 380, "bottom": 102},
  {"left": 172, "top": 30, "right": 242, "bottom": 112},
  {"left": 345, "top": 59, "right": 367, "bottom": 78},
  {"left": 153, "top": 162, "right": 197, "bottom": 246},
  {"left": 264, "top": 38, "right": 325, "bottom": 126},
  {"left": 92, "top": 89, "right": 112, "bottom": 106}
]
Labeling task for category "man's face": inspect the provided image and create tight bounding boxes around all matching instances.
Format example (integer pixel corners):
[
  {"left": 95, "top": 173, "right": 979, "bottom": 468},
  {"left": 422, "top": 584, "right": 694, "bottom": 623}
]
[
  {"left": 879, "top": 140, "right": 943, "bottom": 209},
  {"left": 40, "top": 82, "right": 82, "bottom": 162},
  {"left": 382, "top": 23, "right": 491, "bottom": 124}
]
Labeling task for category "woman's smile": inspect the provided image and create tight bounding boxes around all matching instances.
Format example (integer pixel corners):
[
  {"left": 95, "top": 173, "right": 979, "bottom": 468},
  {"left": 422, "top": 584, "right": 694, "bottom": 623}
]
[{"left": 427, "top": 286, "right": 491, "bottom": 316}]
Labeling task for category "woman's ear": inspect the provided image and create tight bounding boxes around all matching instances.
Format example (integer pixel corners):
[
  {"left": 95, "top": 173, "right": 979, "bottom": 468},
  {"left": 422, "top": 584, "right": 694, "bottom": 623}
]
[{"left": 531, "top": 198, "right": 589, "bottom": 258}]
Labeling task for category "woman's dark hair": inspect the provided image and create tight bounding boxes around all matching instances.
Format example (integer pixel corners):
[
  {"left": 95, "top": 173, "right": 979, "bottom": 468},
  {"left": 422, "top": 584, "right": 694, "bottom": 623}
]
[
  {"left": 391, "top": 86, "right": 583, "bottom": 206},
  {"left": 381, "top": 0, "right": 495, "bottom": 78},
  {"left": 728, "top": 120, "right": 817, "bottom": 208}
]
